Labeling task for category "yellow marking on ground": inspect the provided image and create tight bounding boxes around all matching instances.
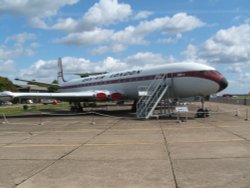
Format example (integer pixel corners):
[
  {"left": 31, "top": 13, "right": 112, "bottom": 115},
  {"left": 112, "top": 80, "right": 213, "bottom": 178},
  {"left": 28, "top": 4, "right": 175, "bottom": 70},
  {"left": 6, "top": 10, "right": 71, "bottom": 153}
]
[
  {"left": 3, "top": 139, "right": 246, "bottom": 148},
  {"left": 162, "top": 127, "right": 217, "bottom": 130},
  {"left": 43, "top": 129, "right": 162, "bottom": 133},
  {"left": 4, "top": 142, "right": 164, "bottom": 148},
  {"left": 52, "top": 130, "right": 102, "bottom": 133},
  {"left": 84, "top": 142, "right": 163, "bottom": 146},
  {"left": 108, "top": 128, "right": 161, "bottom": 131},
  {"left": 169, "top": 138, "right": 245, "bottom": 144},
  {"left": 4, "top": 144, "right": 81, "bottom": 148},
  {"left": 218, "top": 125, "right": 249, "bottom": 128}
]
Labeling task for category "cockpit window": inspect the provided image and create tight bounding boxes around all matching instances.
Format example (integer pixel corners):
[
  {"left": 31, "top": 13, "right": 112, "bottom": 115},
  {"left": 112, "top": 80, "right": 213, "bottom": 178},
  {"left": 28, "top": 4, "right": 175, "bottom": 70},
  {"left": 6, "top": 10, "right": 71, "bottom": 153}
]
[{"left": 204, "top": 70, "right": 221, "bottom": 75}]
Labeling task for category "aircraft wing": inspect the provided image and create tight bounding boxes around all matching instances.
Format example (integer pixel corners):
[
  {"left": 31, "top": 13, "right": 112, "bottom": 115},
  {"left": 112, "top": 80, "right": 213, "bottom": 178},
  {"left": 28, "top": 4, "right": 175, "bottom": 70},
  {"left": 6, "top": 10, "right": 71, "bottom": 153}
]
[
  {"left": 15, "top": 78, "right": 58, "bottom": 87},
  {"left": 0, "top": 90, "right": 110, "bottom": 102}
]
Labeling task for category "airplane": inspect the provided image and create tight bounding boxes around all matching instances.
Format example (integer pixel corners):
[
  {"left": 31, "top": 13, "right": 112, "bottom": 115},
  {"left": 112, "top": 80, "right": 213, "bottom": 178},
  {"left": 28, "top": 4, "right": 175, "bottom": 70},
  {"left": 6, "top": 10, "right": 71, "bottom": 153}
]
[{"left": 0, "top": 58, "right": 228, "bottom": 116}]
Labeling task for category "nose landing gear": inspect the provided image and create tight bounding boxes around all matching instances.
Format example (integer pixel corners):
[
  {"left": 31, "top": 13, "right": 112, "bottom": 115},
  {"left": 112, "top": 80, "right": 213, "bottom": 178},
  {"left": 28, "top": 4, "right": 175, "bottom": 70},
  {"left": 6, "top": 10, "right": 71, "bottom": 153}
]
[{"left": 196, "top": 96, "right": 209, "bottom": 118}]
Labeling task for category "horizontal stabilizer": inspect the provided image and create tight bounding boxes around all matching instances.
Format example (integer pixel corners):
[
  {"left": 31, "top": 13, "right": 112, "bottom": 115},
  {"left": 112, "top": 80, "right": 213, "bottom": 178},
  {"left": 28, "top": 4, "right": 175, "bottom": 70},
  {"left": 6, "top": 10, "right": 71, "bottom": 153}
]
[
  {"left": 15, "top": 78, "right": 58, "bottom": 87},
  {"left": 74, "top": 72, "right": 108, "bottom": 78}
]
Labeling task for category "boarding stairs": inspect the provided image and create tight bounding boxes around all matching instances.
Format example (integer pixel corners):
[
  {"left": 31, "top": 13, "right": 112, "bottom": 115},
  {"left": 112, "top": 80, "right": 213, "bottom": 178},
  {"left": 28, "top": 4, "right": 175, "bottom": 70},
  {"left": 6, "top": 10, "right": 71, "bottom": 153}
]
[{"left": 136, "top": 74, "right": 170, "bottom": 119}]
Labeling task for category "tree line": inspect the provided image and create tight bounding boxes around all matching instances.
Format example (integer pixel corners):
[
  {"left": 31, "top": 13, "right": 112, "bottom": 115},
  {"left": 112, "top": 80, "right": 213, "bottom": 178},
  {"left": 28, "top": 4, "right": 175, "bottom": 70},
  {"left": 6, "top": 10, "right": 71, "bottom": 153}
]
[
  {"left": 0, "top": 76, "right": 58, "bottom": 92},
  {"left": 0, "top": 76, "right": 17, "bottom": 92}
]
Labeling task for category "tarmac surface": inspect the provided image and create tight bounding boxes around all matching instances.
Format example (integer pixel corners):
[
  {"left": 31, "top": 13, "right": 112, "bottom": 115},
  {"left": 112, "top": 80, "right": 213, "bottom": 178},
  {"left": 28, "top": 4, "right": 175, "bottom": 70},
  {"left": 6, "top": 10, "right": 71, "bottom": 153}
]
[{"left": 0, "top": 102, "right": 250, "bottom": 188}]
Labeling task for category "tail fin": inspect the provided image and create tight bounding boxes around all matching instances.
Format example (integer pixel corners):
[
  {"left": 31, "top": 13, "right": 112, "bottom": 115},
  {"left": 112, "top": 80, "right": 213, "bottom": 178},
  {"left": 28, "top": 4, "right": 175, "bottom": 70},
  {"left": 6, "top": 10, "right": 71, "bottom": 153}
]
[{"left": 57, "top": 57, "right": 67, "bottom": 83}]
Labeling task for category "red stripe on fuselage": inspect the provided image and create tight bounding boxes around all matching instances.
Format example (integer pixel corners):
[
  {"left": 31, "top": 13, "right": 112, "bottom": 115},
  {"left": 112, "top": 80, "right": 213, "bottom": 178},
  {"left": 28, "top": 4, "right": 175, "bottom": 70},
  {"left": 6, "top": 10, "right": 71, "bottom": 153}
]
[{"left": 59, "top": 70, "right": 223, "bottom": 90}]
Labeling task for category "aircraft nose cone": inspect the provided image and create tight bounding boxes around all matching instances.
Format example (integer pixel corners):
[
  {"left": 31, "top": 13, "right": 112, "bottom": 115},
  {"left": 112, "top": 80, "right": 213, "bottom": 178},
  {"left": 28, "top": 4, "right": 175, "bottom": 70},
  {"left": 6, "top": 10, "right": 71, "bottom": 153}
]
[{"left": 219, "top": 77, "right": 228, "bottom": 91}]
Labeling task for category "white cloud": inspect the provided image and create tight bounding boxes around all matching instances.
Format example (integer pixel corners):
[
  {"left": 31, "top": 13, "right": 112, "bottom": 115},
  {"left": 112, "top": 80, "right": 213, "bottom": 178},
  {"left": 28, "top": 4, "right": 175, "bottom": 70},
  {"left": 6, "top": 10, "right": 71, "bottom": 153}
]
[
  {"left": 182, "top": 24, "right": 250, "bottom": 66},
  {"left": 0, "top": 1, "right": 205, "bottom": 55},
  {"left": 0, "top": 0, "right": 79, "bottom": 31},
  {"left": 0, "top": 46, "right": 12, "bottom": 59},
  {"left": 0, "top": 44, "right": 35, "bottom": 59},
  {"left": 94, "top": 57, "right": 128, "bottom": 72},
  {"left": 5, "top": 33, "right": 37, "bottom": 44},
  {"left": 135, "top": 13, "right": 204, "bottom": 35},
  {"left": 31, "top": 0, "right": 132, "bottom": 32},
  {"left": 19, "top": 59, "right": 57, "bottom": 82},
  {"left": 111, "top": 25, "right": 148, "bottom": 45},
  {"left": 0, "top": 59, "right": 16, "bottom": 75},
  {"left": 181, "top": 44, "right": 211, "bottom": 66},
  {"left": 182, "top": 44, "right": 198, "bottom": 60},
  {"left": 0, "top": 0, "right": 78, "bottom": 18},
  {"left": 19, "top": 56, "right": 127, "bottom": 81},
  {"left": 125, "top": 52, "right": 174, "bottom": 68},
  {"left": 18, "top": 53, "right": 174, "bottom": 82},
  {"left": 56, "top": 12, "right": 204, "bottom": 54},
  {"left": 158, "top": 33, "right": 182, "bottom": 44},
  {"left": 0, "top": 33, "right": 38, "bottom": 60},
  {"left": 227, "top": 71, "right": 250, "bottom": 93},
  {"left": 134, "top": 11, "right": 153, "bottom": 20},
  {"left": 47, "top": 18, "right": 78, "bottom": 32},
  {"left": 91, "top": 46, "right": 109, "bottom": 55},
  {"left": 111, "top": 44, "right": 127, "bottom": 52},
  {"left": 91, "top": 44, "right": 127, "bottom": 55},
  {"left": 181, "top": 23, "right": 250, "bottom": 93},
  {"left": 55, "top": 28, "right": 114, "bottom": 45},
  {"left": 199, "top": 24, "right": 250, "bottom": 63},
  {"left": 162, "top": 12, "right": 205, "bottom": 33},
  {"left": 82, "top": 0, "right": 132, "bottom": 29},
  {"left": 226, "top": 63, "right": 246, "bottom": 73},
  {"left": 238, "top": 72, "right": 250, "bottom": 84}
]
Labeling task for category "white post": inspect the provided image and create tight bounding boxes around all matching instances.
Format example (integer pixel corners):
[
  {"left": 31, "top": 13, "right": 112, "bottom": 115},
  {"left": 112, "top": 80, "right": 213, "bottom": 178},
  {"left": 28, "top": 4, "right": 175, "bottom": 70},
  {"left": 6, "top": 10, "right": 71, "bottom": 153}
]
[
  {"left": 245, "top": 109, "right": 249, "bottom": 121},
  {"left": 2, "top": 113, "right": 9, "bottom": 124},
  {"left": 235, "top": 109, "right": 239, "bottom": 117}
]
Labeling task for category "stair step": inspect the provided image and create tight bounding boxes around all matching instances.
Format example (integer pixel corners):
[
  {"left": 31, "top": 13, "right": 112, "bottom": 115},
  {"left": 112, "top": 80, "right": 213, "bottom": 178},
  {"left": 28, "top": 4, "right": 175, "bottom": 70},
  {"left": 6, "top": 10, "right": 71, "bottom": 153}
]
[{"left": 136, "top": 74, "right": 170, "bottom": 119}]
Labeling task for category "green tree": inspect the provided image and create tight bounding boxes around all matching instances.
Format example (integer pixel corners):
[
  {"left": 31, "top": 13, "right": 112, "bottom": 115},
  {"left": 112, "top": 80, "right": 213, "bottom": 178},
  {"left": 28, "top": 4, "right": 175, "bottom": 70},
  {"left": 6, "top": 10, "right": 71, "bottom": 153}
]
[
  {"left": 0, "top": 76, "right": 17, "bottom": 92},
  {"left": 48, "top": 80, "right": 59, "bottom": 92}
]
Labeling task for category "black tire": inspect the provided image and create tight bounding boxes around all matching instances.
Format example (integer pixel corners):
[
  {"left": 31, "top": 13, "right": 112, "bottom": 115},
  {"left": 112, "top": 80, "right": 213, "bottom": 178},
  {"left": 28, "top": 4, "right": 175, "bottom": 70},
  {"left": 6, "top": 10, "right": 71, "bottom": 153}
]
[
  {"left": 204, "top": 109, "right": 209, "bottom": 117},
  {"left": 196, "top": 108, "right": 205, "bottom": 118}
]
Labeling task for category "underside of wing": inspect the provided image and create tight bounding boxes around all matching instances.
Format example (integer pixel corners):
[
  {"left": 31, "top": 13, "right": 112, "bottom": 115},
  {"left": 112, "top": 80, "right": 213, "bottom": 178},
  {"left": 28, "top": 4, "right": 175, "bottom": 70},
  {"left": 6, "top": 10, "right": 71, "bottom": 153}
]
[{"left": 0, "top": 90, "right": 112, "bottom": 102}]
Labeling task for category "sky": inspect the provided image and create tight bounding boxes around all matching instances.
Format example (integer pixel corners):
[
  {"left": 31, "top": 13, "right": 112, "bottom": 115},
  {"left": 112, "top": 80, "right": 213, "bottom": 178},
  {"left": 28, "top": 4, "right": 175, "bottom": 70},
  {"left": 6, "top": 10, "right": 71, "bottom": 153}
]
[{"left": 0, "top": 0, "right": 250, "bottom": 94}]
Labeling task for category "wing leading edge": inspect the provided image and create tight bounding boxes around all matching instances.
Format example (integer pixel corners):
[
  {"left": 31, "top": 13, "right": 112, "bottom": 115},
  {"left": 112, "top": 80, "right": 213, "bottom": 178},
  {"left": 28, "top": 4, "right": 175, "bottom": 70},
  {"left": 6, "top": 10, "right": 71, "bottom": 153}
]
[{"left": 0, "top": 90, "right": 111, "bottom": 102}]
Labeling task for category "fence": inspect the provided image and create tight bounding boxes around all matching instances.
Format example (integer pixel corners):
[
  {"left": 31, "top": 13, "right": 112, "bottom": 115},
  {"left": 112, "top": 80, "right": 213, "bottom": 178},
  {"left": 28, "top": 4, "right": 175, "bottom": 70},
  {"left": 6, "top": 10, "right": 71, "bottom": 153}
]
[{"left": 210, "top": 97, "right": 250, "bottom": 106}]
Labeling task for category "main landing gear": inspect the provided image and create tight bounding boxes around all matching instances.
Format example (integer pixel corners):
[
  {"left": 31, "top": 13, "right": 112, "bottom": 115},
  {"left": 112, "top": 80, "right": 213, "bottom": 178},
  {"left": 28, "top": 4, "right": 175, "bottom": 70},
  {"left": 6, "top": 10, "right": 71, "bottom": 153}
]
[
  {"left": 196, "top": 96, "right": 209, "bottom": 118},
  {"left": 70, "top": 102, "right": 83, "bottom": 113},
  {"left": 132, "top": 100, "right": 137, "bottom": 112}
]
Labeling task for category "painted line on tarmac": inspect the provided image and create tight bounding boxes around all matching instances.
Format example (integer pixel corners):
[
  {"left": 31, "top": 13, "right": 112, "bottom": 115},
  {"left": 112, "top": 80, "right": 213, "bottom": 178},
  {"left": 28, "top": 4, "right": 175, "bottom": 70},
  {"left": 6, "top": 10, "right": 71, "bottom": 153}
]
[
  {"left": 84, "top": 142, "right": 163, "bottom": 146},
  {"left": 107, "top": 128, "right": 161, "bottom": 131},
  {"left": 52, "top": 129, "right": 162, "bottom": 132},
  {"left": 4, "top": 144, "right": 81, "bottom": 148},
  {"left": 217, "top": 125, "right": 249, "bottom": 128},
  {"left": 169, "top": 138, "right": 245, "bottom": 144},
  {"left": 162, "top": 126, "right": 248, "bottom": 130},
  {"left": 162, "top": 127, "right": 216, "bottom": 130},
  {"left": 3, "top": 142, "right": 164, "bottom": 148},
  {"left": 51, "top": 130, "right": 103, "bottom": 133}
]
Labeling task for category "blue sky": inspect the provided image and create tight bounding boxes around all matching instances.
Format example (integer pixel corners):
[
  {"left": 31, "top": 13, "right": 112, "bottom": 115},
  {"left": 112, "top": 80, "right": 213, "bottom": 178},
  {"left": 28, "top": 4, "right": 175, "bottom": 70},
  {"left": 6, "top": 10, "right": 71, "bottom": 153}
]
[{"left": 0, "top": 0, "right": 250, "bottom": 94}]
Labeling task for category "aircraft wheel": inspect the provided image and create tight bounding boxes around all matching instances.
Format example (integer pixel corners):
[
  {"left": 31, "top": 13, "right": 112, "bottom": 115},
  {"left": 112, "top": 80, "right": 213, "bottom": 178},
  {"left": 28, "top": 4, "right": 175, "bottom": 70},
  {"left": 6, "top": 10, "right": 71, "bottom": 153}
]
[
  {"left": 196, "top": 108, "right": 205, "bottom": 118},
  {"left": 204, "top": 109, "right": 209, "bottom": 117},
  {"left": 70, "top": 106, "right": 76, "bottom": 112},
  {"left": 77, "top": 107, "right": 83, "bottom": 113},
  {"left": 132, "top": 100, "right": 137, "bottom": 112}
]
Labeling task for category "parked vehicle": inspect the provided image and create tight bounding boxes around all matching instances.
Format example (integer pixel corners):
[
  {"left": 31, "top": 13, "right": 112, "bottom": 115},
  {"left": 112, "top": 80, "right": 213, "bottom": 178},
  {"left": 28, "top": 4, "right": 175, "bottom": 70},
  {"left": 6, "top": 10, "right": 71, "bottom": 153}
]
[{"left": 41, "top": 99, "right": 59, "bottom": 105}]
